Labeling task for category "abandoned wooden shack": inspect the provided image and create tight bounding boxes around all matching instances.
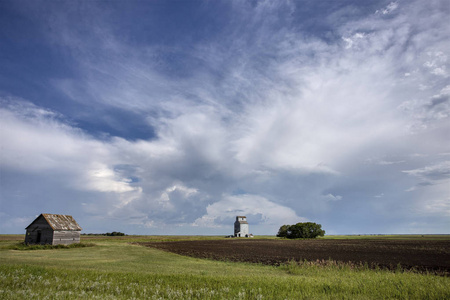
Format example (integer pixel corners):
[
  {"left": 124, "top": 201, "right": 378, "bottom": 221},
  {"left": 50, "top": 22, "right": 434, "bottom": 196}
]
[
  {"left": 25, "top": 214, "right": 82, "bottom": 245},
  {"left": 234, "top": 216, "right": 249, "bottom": 237}
]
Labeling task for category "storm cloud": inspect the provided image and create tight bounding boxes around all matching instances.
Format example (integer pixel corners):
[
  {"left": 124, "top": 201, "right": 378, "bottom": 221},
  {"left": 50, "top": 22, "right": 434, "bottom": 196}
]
[{"left": 1, "top": 0, "right": 449, "bottom": 234}]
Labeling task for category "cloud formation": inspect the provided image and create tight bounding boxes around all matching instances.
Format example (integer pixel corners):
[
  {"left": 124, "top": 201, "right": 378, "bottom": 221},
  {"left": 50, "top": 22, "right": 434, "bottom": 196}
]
[{"left": 1, "top": 0, "right": 449, "bottom": 234}]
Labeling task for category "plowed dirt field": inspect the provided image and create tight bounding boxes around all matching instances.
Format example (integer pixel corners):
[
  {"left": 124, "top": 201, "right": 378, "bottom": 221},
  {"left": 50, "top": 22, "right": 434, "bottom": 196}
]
[{"left": 140, "top": 239, "right": 450, "bottom": 274}]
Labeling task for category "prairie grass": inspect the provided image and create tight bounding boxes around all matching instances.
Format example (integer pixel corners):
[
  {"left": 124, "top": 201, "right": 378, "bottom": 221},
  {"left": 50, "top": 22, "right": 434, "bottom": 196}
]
[{"left": 0, "top": 235, "right": 449, "bottom": 299}]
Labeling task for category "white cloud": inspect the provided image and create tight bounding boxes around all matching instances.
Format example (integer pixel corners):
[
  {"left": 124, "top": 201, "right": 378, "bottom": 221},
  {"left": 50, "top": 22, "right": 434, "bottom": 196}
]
[
  {"left": 0, "top": 98, "right": 99, "bottom": 172},
  {"left": 157, "top": 184, "right": 199, "bottom": 211},
  {"left": 193, "top": 194, "right": 304, "bottom": 229},
  {"left": 424, "top": 51, "right": 448, "bottom": 77},
  {"left": 403, "top": 161, "right": 450, "bottom": 182},
  {"left": 0, "top": 97, "right": 140, "bottom": 206},
  {"left": 342, "top": 32, "right": 366, "bottom": 49},
  {"left": 323, "top": 194, "right": 343, "bottom": 201},
  {"left": 83, "top": 163, "right": 141, "bottom": 195},
  {"left": 1, "top": 0, "right": 449, "bottom": 234},
  {"left": 376, "top": 2, "right": 399, "bottom": 15}
]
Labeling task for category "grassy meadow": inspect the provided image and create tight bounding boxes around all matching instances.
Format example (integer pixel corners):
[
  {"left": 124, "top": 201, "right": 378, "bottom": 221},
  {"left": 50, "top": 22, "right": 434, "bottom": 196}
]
[{"left": 0, "top": 234, "right": 449, "bottom": 299}]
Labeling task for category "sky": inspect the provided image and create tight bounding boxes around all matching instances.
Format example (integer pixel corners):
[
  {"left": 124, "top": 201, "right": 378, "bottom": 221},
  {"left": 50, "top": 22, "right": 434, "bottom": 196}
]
[{"left": 0, "top": 0, "right": 449, "bottom": 235}]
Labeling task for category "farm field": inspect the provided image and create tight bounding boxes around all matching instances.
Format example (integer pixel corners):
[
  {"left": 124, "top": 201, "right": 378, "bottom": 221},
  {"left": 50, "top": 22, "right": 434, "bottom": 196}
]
[
  {"left": 0, "top": 234, "right": 449, "bottom": 299},
  {"left": 141, "top": 238, "right": 450, "bottom": 274}
]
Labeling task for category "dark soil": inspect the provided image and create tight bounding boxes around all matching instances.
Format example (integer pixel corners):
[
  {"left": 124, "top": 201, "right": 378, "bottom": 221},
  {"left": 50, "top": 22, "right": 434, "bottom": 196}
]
[{"left": 140, "top": 239, "right": 450, "bottom": 274}]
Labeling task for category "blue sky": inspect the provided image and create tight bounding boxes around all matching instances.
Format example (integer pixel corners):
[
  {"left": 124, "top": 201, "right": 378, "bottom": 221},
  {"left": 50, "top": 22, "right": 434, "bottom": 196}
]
[{"left": 1, "top": 0, "right": 449, "bottom": 235}]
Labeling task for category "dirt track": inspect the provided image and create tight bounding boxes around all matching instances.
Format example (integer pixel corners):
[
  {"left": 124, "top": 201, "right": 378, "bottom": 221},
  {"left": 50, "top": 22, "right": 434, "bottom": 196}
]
[{"left": 140, "top": 239, "right": 450, "bottom": 274}]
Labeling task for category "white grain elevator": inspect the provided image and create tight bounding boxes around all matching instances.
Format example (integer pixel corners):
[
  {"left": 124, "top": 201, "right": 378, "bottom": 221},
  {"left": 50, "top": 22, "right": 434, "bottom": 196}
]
[{"left": 234, "top": 216, "right": 249, "bottom": 237}]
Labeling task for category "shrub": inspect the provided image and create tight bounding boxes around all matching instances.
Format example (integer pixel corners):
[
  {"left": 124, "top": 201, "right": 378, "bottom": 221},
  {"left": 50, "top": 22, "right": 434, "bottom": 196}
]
[{"left": 106, "top": 232, "right": 125, "bottom": 236}]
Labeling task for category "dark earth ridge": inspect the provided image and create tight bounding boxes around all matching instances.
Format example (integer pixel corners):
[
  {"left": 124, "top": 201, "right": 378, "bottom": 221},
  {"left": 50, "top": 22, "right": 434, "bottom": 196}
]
[{"left": 140, "top": 239, "right": 450, "bottom": 275}]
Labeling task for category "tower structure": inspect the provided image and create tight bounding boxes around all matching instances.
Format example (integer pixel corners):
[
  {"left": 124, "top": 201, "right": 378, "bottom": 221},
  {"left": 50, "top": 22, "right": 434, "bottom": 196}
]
[{"left": 234, "top": 216, "right": 249, "bottom": 237}]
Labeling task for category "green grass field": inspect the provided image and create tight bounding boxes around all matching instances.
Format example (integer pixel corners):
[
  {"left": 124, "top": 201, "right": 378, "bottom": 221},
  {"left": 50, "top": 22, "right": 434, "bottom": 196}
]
[{"left": 1, "top": 235, "right": 449, "bottom": 299}]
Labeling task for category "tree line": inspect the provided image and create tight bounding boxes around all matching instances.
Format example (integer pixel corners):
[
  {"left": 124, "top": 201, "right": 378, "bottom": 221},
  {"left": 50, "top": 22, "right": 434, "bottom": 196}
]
[{"left": 277, "top": 222, "right": 325, "bottom": 239}]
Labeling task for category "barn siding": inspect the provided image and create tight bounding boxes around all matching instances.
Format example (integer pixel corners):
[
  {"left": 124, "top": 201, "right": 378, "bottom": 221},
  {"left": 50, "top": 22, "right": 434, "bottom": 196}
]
[
  {"left": 53, "top": 231, "right": 80, "bottom": 245},
  {"left": 25, "top": 229, "right": 53, "bottom": 244}
]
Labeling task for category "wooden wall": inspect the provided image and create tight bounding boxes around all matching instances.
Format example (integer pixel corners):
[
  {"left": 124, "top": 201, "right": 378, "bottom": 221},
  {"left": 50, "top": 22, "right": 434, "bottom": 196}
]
[
  {"left": 53, "top": 230, "right": 81, "bottom": 245},
  {"left": 25, "top": 215, "right": 53, "bottom": 245},
  {"left": 25, "top": 229, "right": 53, "bottom": 244}
]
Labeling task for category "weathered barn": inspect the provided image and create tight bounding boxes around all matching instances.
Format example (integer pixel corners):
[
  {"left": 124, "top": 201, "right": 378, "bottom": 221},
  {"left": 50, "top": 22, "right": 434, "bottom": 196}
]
[
  {"left": 234, "top": 216, "right": 249, "bottom": 237},
  {"left": 25, "top": 214, "right": 82, "bottom": 245}
]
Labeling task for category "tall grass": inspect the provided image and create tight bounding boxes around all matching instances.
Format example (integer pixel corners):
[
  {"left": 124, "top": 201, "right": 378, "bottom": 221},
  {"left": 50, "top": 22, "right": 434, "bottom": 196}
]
[
  {"left": 0, "top": 236, "right": 449, "bottom": 299},
  {"left": 1, "top": 263, "right": 448, "bottom": 300}
]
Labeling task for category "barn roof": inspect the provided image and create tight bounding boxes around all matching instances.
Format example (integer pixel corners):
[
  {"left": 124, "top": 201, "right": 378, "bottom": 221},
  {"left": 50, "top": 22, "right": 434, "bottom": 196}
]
[{"left": 26, "top": 214, "right": 82, "bottom": 231}]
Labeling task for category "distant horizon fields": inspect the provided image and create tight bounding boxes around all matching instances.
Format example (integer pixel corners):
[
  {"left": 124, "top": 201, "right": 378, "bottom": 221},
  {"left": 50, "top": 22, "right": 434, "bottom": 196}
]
[
  {"left": 2, "top": 233, "right": 450, "bottom": 235},
  {"left": 1, "top": 233, "right": 449, "bottom": 239}
]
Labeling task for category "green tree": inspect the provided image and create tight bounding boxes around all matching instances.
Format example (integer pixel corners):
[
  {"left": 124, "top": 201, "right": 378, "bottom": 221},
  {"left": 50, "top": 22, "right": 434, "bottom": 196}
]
[
  {"left": 276, "top": 222, "right": 325, "bottom": 239},
  {"left": 276, "top": 225, "right": 290, "bottom": 238}
]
